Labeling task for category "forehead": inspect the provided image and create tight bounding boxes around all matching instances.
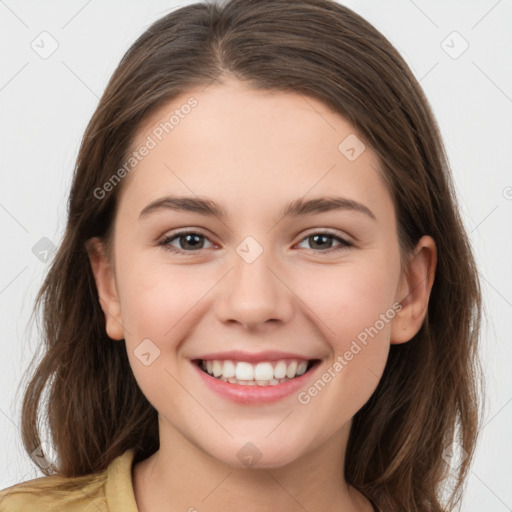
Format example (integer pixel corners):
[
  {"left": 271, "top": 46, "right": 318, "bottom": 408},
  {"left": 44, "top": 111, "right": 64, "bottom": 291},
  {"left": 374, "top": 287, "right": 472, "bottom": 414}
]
[{"left": 118, "top": 79, "right": 393, "bottom": 223}]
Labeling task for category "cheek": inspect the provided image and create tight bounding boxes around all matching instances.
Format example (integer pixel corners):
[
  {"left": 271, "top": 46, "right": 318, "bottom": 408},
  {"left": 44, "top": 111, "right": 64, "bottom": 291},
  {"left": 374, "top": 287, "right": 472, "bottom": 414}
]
[
  {"left": 293, "top": 264, "right": 399, "bottom": 415},
  {"left": 115, "top": 261, "right": 209, "bottom": 402},
  {"left": 118, "top": 263, "right": 207, "bottom": 341},
  {"left": 293, "top": 256, "right": 400, "bottom": 347}
]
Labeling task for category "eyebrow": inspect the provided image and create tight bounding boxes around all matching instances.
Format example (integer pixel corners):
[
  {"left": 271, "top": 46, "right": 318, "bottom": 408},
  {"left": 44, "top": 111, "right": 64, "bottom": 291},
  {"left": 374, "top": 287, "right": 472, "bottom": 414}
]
[{"left": 139, "top": 195, "right": 376, "bottom": 221}]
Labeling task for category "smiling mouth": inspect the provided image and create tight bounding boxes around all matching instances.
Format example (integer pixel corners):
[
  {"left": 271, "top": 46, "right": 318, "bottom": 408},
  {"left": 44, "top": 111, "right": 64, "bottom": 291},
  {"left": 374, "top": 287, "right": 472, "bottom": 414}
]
[{"left": 192, "top": 358, "right": 320, "bottom": 386}]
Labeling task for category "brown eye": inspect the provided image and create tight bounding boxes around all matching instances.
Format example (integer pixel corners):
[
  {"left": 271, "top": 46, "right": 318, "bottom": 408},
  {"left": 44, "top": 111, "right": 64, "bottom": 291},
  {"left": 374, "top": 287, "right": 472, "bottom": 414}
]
[
  {"left": 296, "top": 232, "right": 352, "bottom": 252},
  {"left": 159, "top": 231, "right": 213, "bottom": 254}
]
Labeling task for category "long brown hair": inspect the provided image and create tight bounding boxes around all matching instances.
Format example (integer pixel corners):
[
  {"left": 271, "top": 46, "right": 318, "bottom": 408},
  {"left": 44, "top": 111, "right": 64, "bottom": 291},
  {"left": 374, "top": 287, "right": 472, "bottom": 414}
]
[{"left": 12, "top": 1, "right": 484, "bottom": 510}]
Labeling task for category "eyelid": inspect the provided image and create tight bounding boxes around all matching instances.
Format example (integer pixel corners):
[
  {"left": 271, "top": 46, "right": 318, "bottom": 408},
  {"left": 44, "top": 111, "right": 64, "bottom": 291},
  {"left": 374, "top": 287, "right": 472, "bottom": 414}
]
[
  {"left": 296, "top": 227, "right": 353, "bottom": 244},
  {"left": 158, "top": 228, "right": 216, "bottom": 251},
  {"left": 294, "top": 230, "right": 353, "bottom": 254},
  {"left": 158, "top": 227, "right": 354, "bottom": 255},
  {"left": 159, "top": 227, "right": 353, "bottom": 243}
]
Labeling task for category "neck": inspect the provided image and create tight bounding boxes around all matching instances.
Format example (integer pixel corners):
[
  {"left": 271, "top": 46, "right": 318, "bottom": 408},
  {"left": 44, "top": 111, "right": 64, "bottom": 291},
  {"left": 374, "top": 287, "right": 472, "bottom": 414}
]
[{"left": 132, "top": 416, "right": 374, "bottom": 512}]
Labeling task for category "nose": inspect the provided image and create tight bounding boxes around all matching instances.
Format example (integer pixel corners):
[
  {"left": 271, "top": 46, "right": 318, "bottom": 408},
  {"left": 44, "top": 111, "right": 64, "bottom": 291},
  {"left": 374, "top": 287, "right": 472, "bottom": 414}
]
[{"left": 214, "top": 245, "right": 294, "bottom": 332}]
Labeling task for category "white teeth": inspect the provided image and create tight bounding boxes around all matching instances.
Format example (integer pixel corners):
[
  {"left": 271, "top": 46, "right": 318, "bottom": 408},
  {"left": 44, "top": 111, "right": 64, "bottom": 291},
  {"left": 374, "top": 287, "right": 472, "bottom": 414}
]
[
  {"left": 235, "top": 361, "right": 254, "bottom": 380},
  {"left": 286, "top": 361, "right": 298, "bottom": 378},
  {"left": 222, "top": 360, "right": 236, "bottom": 378},
  {"left": 200, "top": 358, "right": 313, "bottom": 382},
  {"left": 274, "top": 361, "right": 287, "bottom": 379},
  {"left": 254, "top": 362, "right": 274, "bottom": 381},
  {"left": 222, "top": 376, "right": 291, "bottom": 386},
  {"left": 297, "top": 361, "right": 308, "bottom": 376},
  {"left": 212, "top": 360, "right": 223, "bottom": 377}
]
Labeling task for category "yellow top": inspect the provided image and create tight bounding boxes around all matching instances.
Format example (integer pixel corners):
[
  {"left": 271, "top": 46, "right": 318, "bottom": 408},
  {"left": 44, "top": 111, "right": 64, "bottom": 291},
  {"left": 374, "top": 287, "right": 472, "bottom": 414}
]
[{"left": 0, "top": 449, "right": 138, "bottom": 511}]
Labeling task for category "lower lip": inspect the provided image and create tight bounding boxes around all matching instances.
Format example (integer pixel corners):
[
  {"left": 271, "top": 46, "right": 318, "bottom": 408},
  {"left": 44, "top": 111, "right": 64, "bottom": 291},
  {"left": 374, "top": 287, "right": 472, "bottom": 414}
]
[{"left": 191, "top": 360, "right": 321, "bottom": 404}]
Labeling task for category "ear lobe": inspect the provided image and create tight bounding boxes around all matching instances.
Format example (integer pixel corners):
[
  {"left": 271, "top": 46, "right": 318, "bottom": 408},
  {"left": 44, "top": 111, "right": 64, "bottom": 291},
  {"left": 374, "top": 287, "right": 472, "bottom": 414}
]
[
  {"left": 86, "top": 237, "right": 125, "bottom": 341},
  {"left": 391, "top": 235, "right": 437, "bottom": 344}
]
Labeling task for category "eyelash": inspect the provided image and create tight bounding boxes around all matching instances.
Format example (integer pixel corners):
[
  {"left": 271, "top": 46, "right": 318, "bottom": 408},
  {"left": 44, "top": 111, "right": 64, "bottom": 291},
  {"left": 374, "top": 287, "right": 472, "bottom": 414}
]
[{"left": 158, "top": 230, "right": 353, "bottom": 255}]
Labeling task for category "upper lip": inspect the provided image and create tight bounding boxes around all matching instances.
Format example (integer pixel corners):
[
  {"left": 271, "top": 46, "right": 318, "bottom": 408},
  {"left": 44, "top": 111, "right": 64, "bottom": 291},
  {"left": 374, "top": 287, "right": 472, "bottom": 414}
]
[{"left": 193, "top": 350, "right": 318, "bottom": 363}]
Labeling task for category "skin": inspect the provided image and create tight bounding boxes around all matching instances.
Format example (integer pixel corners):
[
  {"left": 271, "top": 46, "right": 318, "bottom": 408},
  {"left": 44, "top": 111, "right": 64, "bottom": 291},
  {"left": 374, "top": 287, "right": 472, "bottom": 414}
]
[{"left": 88, "top": 77, "right": 436, "bottom": 512}]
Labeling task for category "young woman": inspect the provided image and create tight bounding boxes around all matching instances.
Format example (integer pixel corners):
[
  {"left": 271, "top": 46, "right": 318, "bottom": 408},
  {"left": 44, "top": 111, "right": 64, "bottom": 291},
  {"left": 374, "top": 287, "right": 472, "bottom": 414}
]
[{"left": 0, "top": 0, "right": 484, "bottom": 510}]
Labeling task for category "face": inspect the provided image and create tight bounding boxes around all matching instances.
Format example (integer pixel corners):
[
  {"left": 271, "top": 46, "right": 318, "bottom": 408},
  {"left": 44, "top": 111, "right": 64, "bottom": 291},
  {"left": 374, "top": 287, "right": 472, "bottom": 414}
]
[{"left": 89, "top": 77, "right": 435, "bottom": 469}]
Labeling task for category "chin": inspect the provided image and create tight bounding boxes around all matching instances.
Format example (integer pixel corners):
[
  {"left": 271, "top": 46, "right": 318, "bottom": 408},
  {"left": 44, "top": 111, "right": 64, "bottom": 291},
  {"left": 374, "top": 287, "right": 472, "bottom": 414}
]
[{"left": 203, "top": 437, "right": 307, "bottom": 470}]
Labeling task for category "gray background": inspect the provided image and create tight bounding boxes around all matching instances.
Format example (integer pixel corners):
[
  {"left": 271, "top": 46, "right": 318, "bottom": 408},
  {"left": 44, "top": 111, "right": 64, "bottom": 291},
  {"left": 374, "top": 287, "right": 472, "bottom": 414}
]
[{"left": 0, "top": 1, "right": 511, "bottom": 510}]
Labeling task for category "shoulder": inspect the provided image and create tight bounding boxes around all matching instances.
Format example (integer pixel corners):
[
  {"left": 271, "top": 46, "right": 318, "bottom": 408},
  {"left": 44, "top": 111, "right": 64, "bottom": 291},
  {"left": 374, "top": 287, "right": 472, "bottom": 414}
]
[
  {"left": 0, "top": 449, "right": 136, "bottom": 512},
  {"left": 0, "top": 472, "right": 106, "bottom": 511}
]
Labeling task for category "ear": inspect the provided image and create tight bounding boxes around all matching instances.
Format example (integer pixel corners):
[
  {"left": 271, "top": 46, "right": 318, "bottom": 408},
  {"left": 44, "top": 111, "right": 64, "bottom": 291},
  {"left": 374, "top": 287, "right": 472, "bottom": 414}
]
[
  {"left": 391, "top": 235, "right": 437, "bottom": 344},
  {"left": 86, "top": 237, "right": 124, "bottom": 340}
]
